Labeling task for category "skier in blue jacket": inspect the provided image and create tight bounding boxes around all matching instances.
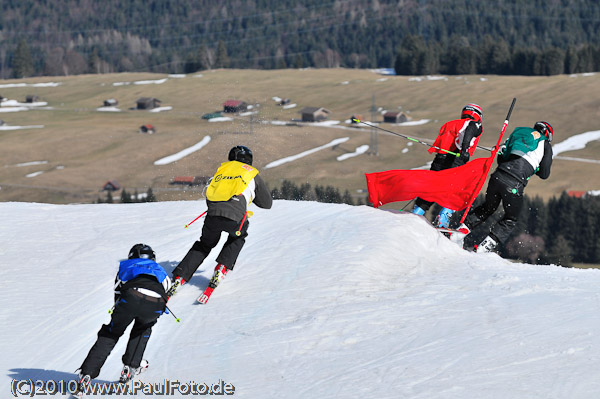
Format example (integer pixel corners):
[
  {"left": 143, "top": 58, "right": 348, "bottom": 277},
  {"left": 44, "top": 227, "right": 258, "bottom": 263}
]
[{"left": 77, "top": 244, "right": 172, "bottom": 391}]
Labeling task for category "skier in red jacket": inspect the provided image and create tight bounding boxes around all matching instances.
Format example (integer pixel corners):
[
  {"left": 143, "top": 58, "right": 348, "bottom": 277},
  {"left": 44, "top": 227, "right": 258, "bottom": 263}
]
[{"left": 412, "top": 103, "right": 483, "bottom": 228}]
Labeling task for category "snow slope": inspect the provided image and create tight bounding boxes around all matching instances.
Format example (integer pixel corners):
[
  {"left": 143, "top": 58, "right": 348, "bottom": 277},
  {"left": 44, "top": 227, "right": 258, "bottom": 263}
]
[{"left": 2, "top": 201, "right": 600, "bottom": 398}]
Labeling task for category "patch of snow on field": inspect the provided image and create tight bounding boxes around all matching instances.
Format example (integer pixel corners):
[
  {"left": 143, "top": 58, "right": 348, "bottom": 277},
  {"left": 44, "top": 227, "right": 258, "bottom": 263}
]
[
  {"left": 12, "top": 161, "right": 49, "bottom": 167},
  {"left": 265, "top": 137, "right": 350, "bottom": 169},
  {"left": 0, "top": 125, "right": 44, "bottom": 130},
  {"left": 96, "top": 106, "right": 121, "bottom": 112},
  {"left": 337, "top": 145, "right": 369, "bottom": 161},
  {"left": 113, "top": 78, "right": 169, "bottom": 86},
  {"left": 0, "top": 82, "right": 61, "bottom": 88},
  {"left": 408, "top": 76, "right": 449, "bottom": 82},
  {"left": 208, "top": 117, "right": 234, "bottom": 122},
  {"left": 149, "top": 106, "right": 173, "bottom": 113},
  {"left": 154, "top": 136, "right": 211, "bottom": 165},
  {"left": 552, "top": 130, "right": 600, "bottom": 157},
  {"left": 1, "top": 99, "right": 48, "bottom": 107}
]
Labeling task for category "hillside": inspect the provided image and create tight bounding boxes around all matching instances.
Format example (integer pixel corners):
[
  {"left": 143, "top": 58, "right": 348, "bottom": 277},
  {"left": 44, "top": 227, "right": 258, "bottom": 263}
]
[
  {"left": 0, "top": 69, "right": 599, "bottom": 204},
  {"left": 2, "top": 200, "right": 600, "bottom": 398},
  {"left": 2, "top": 0, "right": 600, "bottom": 76}
]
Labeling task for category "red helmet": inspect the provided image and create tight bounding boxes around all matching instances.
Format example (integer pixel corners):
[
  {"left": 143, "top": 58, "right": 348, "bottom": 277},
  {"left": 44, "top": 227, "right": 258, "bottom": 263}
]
[
  {"left": 461, "top": 103, "right": 483, "bottom": 122},
  {"left": 533, "top": 121, "right": 553, "bottom": 142}
]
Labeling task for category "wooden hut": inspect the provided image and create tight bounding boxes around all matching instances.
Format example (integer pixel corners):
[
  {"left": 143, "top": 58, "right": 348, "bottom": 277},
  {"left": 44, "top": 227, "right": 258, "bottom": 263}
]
[
  {"left": 383, "top": 111, "right": 408, "bottom": 123},
  {"left": 136, "top": 97, "right": 161, "bottom": 110},
  {"left": 223, "top": 100, "right": 248, "bottom": 113},
  {"left": 300, "top": 107, "right": 330, "bottom": 122}
]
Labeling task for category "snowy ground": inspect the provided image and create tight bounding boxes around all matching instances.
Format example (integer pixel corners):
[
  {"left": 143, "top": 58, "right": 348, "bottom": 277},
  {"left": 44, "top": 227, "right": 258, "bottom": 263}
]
[{"left": 2, "top": 200, "right": 600, "bottom": 398}]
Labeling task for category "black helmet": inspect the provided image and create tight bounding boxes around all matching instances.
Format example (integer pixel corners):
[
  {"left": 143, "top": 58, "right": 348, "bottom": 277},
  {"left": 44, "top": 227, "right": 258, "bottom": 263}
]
[
  {"left": 228, "top": 145, "right": 253, "bottom": 165},
  {"left": 533, "top": 121, "right": 553, "bottom": 142},
  {"left": 128, "top": 243, "right": 156, "bottom": 260}
]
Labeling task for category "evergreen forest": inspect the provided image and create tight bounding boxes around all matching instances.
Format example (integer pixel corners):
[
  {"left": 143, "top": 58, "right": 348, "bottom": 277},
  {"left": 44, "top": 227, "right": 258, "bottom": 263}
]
[{"left": 2, "top": 0, "right": 600, "bottom": 78}]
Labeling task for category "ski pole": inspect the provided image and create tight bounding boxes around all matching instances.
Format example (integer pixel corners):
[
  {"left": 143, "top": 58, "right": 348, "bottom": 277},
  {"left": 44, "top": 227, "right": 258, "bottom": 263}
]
[
  {"left": 235, "top": 211, "right": 248, "bottom": 236},
  {"left": 165, "top": 304, "right": 181, "bottom": 323},
  {"left": 185, "top": 211, "right": 207, "bottom": 228},
  {"left": 352, "top": 118, "right": 460, "bottom": 157}
]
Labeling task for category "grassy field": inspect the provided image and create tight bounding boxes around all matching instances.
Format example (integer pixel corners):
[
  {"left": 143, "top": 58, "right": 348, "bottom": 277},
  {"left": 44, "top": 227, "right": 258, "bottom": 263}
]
[{"left": 0, "top": 69, "right": 599, "bottom": 204}]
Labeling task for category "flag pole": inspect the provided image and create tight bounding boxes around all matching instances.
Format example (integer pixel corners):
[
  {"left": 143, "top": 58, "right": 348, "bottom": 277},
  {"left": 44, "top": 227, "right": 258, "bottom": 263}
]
[{"left": 459, "top": 98, "right": 517, "bottom": 224}]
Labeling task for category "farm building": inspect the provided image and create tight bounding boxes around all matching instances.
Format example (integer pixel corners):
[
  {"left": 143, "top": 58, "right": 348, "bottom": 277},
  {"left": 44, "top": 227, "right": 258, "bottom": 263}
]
[
  {"left": 202, "top": 112, "right": 222, "bottom": 120},
  {"left": 300, "top": 107, "right": 330, "bottom": 122},
  {"left": 383, "top": 111, "right": 408, "bottom": 123},
  {"left": 223, "top": 100, "right": 248, "bottom": 113},
  {"left": 104, "top": 98, "right": 118, "bottom": 107},
  {"left": 139, "top": 124, "right": 156, "bottom": 134},
  {"left": 136, "top": 97, "right": 162, "bottom": 110},
  {"left": 26, "top": 95, "right": 40, "bottom": 103},
  {"left": 102, "top": 180, "right": 121, "bottom": 192},
  {"left": 170, "top": 176, "right": 209, "bottom": 186}
]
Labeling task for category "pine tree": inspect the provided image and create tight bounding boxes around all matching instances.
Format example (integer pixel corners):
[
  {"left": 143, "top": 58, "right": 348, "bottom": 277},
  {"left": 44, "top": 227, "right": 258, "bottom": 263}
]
[
  {"left": 564, "top": 46, "right": 579, "bottom": 74},
  {"left": 120, "top": 189, "right": 132, "bottom": 203},
  {"left": 215, "top": 40, "right": 229, "bottom": 68},
  {"left": 542, "top": 47, "right": 565, "bottom": 76},
  {"left": 145, "top": 188, "right": 156, "bottom": 202},
  {"left": 12, "top": 40, "right": 34, "bottom": 78},
  {"left": 544, "top": 235, "right": 574, "bottom": 267}
]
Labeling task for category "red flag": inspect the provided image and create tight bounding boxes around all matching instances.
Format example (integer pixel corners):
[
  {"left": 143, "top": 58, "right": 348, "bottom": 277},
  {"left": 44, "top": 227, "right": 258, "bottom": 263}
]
[
  {"left": 365, "top": 157, "right": 492, "bottom": 210},
  {"left": 366, "top": 99, "right": 517, "bottom": 218}
]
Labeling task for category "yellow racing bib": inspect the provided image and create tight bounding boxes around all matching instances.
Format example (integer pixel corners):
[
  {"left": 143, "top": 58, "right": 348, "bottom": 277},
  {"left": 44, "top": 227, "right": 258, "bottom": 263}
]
[{"left": 206, "top": 161, "right": 259, "bottom": 202}]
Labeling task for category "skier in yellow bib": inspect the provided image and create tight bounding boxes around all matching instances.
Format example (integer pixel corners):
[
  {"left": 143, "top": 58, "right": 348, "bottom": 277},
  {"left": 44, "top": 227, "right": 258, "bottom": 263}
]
[{"left": 169, "top": 146, "right": 272, "bottom": 301}]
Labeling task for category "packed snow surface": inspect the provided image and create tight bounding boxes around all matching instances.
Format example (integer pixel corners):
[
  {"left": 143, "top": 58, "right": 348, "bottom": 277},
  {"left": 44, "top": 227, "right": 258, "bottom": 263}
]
[{"left": 1, "top": 200, "right": 600, "bottom": 398}]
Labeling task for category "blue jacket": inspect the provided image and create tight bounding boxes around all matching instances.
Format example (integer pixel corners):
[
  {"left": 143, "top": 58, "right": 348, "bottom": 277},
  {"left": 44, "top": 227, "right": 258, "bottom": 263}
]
[{"left": 115, "top": 258, "right": 172, "bottom": 299}]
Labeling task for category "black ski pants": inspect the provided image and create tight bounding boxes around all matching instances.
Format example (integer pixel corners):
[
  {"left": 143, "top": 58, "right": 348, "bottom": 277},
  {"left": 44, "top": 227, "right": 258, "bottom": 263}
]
[
  {"left": 80, "top": 288, "right": 165, "bottom": 378},
  {"left": 465, "top": 170, "right": 525, "bottom": 244},
  {"left": 172, "top": 215, "right": 249, "bottom": 282}
]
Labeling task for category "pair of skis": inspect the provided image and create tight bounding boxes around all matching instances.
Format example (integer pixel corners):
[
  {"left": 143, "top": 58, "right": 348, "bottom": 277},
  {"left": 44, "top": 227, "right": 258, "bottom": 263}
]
[{"left": 171, "top": 265, "right": 227, "bottom": 304}]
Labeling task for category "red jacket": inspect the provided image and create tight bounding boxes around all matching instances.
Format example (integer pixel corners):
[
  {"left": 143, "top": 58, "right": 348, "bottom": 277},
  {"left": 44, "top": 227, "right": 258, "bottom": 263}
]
[{"left": 429, "top": 118, "right": 482, "bottom": 157}]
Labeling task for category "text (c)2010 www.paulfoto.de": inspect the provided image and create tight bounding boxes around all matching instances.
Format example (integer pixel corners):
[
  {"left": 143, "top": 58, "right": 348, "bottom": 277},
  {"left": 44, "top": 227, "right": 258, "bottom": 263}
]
[{"left": 10, "top": 378, "right": 236, "bottom": 396}]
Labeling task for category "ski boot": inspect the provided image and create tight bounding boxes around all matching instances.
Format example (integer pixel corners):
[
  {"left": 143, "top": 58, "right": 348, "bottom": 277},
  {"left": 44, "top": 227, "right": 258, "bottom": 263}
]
[
  {"left": 198, "top": 264, "right": 228, "bottom": 304},
  {"left": 435, "top": 207, "right": 454, "bottom": 229},
  {"left": 209, "top": 264, "right": 228, "bottom": 289},
  {"left": 476, "top": 235, "right": 498, "bottom": 253},
  {"left": 75, "top": 373, "right": 91, "bottom": 397},
  {"left": 411, "top": 204, "right": 426, "bottom": 216},
  {"left": 119, "top": 360, "right": 149, "bottom": 384},
  {"left": 448, "top": 223, "right": 471, "bottom": 246},
  {"left": 167, "top": 276, "right": 186, "bottom": 297}
]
